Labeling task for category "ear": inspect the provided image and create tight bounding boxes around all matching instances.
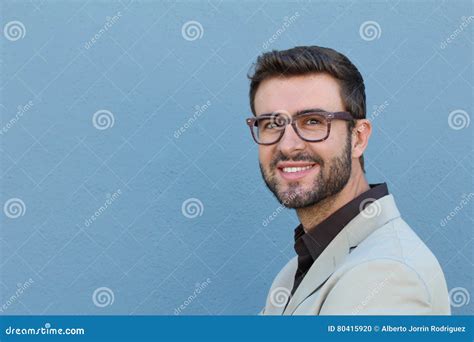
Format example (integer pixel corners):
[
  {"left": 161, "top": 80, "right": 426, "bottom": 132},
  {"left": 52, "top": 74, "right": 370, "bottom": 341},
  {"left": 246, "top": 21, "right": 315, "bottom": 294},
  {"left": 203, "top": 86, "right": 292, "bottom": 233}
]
[{"left": 352, "top": 119, "right": 372, "bottom": 159}]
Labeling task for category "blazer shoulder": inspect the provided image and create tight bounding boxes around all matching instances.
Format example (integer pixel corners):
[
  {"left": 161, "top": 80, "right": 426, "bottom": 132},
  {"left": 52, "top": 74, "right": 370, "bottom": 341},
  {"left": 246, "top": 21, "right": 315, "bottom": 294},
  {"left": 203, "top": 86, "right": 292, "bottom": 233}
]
[
  {"left": 271, "top": 256, "right": 298, "bottom": 289},
  {"left": 320, "top": 258, "right": 434, "bottom": 315},
  {"left": 260, "top": 256, "right": 298, "bottom": 315},
  {"left": 348, "top": 217, "right": 445, "bottom": 279},
  {"left": 333, "top": 217, "right": 451, "bottom": 314}
]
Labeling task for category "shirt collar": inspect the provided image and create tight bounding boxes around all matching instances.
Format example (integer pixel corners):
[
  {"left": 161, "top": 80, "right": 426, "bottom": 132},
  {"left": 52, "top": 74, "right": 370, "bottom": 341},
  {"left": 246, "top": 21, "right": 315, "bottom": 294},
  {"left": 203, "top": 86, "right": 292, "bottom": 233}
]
[{"left": 294, "top": 183, "right": 389, "bottom": 261}]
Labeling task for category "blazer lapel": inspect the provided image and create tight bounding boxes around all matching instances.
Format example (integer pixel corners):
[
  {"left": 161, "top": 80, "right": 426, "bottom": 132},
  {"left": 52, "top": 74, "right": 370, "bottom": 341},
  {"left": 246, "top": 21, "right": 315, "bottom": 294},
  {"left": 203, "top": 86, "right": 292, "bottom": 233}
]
[
  {"left": 282, "top": 227, "right": 349, "bottom": 315},
  {"left": 282, "top": 194, "right": 400, "bottom": 315}
]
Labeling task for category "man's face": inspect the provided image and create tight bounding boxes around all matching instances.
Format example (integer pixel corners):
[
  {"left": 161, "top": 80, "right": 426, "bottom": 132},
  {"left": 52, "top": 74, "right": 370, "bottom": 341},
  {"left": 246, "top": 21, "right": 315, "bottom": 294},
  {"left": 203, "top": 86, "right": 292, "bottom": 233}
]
[{"left": 254, "top": 73, "right": 353, "bottom": 209}]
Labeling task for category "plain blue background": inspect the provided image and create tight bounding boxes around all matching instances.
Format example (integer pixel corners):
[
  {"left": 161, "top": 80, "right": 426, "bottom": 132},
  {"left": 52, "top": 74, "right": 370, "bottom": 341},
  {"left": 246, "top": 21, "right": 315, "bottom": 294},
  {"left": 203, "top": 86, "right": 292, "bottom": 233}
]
[{"left": 0, "top": 0, "right": 472, "bottom": 315}]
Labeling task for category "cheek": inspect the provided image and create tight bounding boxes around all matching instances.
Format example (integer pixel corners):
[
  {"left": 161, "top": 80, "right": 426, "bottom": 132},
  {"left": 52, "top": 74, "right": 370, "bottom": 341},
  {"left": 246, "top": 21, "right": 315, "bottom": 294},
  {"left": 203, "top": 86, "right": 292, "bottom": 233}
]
[
  {"left": 320, "top": 127, "right": 348, "bottom": 156},
  {"left": 258, "top": 146, "right": 274, "bottom": 166},
  {"left": 307, "top": 143, "right": 330, "bottom": 162}
]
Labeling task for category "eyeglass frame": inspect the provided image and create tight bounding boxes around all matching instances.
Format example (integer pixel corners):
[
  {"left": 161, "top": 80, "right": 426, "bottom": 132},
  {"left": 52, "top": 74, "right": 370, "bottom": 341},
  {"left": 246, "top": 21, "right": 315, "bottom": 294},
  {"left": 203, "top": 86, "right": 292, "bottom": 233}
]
[{"left": 245, "top": 109, "right": 354, "bottom": 145}]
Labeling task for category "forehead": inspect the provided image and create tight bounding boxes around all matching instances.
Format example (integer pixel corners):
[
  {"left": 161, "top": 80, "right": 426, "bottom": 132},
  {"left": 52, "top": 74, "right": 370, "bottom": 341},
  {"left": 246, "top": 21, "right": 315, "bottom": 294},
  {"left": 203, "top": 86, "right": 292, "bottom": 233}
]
[{"left": 253, "top": 73, "right": 344, "bottom": 115}]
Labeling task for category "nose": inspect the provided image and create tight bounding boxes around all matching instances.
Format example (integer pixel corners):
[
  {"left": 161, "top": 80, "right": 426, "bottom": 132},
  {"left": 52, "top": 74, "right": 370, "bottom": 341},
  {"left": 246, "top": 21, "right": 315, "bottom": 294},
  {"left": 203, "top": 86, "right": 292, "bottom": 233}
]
[{"left": 277, "top": 124, "right": 305, "bottom": 156}]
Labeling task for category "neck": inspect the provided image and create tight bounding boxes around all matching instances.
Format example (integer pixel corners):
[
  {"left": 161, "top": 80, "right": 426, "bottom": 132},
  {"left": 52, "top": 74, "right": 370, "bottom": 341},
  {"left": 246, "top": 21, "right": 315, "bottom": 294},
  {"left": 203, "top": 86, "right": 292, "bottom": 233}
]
[{"left": 296, "top": 170, "right": 370, "bottom": 233}]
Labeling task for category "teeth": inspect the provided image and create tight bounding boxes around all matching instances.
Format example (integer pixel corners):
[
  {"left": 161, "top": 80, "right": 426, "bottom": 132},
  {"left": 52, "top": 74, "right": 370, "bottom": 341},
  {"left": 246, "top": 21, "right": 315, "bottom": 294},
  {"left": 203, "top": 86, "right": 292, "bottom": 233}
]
[{"left": 282, "top": 165, "right": 313, "bottom": 173}]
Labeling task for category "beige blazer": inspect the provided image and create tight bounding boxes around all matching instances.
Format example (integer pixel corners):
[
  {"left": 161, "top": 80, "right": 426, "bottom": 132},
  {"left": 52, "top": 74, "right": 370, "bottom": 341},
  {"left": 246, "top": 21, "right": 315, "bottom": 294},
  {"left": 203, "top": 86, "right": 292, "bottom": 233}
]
[{"left": 260, "top": 194, "right": 451, "bottom": 315}]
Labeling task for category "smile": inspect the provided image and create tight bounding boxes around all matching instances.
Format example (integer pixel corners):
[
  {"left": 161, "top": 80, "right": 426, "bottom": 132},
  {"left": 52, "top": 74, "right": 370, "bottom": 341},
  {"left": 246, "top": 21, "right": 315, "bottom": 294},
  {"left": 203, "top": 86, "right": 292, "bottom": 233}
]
[
  {"left": 281, "top": 166, "right": 313, "bottom": 173},
  {"left": 276, "top": 162, "right": 319, "bottom": 181}
]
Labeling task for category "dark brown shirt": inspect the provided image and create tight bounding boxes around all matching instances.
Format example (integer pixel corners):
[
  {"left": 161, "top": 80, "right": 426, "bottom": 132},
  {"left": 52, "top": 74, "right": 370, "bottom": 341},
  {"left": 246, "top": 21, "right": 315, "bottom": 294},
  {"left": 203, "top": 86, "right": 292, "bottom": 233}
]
[{"left": 290, "top": 183, "right": 389, "bottom": 295}]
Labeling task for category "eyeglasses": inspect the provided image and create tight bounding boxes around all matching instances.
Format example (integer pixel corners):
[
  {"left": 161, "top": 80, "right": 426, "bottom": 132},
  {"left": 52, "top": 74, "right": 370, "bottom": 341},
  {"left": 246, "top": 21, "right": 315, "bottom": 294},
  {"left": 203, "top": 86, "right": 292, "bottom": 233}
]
[{"left": 245, "top": 110, "right": 354, "bottom": 145}]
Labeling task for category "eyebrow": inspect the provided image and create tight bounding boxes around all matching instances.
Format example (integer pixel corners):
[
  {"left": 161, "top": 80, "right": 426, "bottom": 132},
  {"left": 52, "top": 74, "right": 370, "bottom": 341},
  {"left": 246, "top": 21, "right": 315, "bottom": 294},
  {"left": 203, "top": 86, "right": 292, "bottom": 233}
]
[
  {"left": 256, "top": 107, "right": 329, "bottom": 117},
  {"left": 296, "top": 107, "right": 329, "bottom": 115}
]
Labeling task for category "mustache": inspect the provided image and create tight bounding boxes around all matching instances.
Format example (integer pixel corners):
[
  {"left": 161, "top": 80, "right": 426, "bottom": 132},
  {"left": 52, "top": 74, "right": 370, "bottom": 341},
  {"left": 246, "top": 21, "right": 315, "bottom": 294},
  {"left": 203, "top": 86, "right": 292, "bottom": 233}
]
[{"left": 269, "top": 151, "right": 324, "bottom": 169}]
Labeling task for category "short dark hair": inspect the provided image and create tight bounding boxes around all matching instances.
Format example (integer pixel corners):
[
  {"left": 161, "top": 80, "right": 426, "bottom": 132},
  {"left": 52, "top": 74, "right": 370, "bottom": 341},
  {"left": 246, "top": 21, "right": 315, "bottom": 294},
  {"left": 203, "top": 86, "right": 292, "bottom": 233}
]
[{"left": 248, "top": 45, "right": 366, "bottom": 173}]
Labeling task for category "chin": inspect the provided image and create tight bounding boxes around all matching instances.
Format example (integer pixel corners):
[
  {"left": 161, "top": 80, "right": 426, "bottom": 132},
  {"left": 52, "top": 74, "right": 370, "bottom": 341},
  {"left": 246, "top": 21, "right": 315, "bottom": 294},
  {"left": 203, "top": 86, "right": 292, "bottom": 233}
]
[{"left": 277, "top": 190, "right": 309, "bottom": 209}]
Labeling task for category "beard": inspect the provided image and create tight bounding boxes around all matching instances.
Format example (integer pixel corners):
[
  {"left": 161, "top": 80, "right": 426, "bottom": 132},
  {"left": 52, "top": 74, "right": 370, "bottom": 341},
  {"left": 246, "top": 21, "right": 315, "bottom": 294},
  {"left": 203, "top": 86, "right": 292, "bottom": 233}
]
[{"left": 259, "top": 133, "right": 352, "bottom": 209}]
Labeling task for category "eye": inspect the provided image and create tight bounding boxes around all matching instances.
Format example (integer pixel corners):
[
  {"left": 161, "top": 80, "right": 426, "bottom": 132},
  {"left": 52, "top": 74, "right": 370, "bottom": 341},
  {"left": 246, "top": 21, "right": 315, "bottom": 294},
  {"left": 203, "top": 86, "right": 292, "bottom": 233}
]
[
  {"left": 304, "top": 117, "right": 322, "bottom": 125},
  {"left": 261, "top": 116, "right": 287, "bottom": 130},
  {"left": 264, "top": 122, "right": 278, "bottom": 129}
]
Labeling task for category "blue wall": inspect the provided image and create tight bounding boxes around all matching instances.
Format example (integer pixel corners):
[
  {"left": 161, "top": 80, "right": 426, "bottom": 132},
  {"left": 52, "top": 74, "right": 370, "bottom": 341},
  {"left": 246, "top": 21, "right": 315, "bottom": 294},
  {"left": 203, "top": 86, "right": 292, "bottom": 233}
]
[{"left": 0, "top": 0, "right": 472, "bottom": 315}]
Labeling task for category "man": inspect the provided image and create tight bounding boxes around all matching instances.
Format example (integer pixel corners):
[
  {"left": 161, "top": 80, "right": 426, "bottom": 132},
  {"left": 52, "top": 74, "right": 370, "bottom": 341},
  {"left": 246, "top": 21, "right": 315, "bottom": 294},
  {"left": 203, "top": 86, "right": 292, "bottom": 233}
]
[{"left": 246, "top": 46, "right": 451, "bottom": 315}]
